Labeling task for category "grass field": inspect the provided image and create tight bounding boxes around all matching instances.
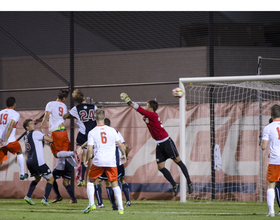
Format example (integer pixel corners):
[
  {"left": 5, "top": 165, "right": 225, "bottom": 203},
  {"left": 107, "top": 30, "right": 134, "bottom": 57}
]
[{"left": 0, "top": 198, "right": 276, "bottom": 220}]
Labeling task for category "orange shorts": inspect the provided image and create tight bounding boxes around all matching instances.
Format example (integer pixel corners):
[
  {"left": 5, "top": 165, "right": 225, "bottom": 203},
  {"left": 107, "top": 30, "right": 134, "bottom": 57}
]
[
  {"left": 51, "top": 130, "right": 72, "bottom": 154},
  {"left": 267, "top": 164, "right": 280, "bottom": 182},
  {"left": 0, "top": 140, "right": 21, "bottom": 163},
  {"left": 88, "top": 165, "right": 118, "bottom": 182}
]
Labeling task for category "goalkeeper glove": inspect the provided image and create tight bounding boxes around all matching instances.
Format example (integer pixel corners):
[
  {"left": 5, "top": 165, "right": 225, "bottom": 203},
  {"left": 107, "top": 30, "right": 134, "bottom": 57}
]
[{"left": 120, "top": 93, "right": 132, "bottom": 105}]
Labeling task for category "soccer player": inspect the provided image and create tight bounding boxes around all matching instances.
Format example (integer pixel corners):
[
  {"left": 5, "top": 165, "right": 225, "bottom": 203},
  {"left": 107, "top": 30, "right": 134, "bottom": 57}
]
[
  {"left": 22, "top": 119, "right": 54, "bottom": 206},
  {"left": 120, "top": 93, "right": 193, "bottom": 196},
  {"left": 38, "top": 89, "right": 78, "bottom": 204},
  {"left": 0, "top": 97, "right": 28, "bottom": 180},
  {"left": 63, "top": 89, "right": 97, "bottom": 187},
  {"left": 83, "top": 109, "right": 126, "bottom": 214},
  {"left": 261, "top": 104, "right": 280, "bottom": 217},
  {"left": 94, "top": 118, "right": 131, "bottom": 209}
]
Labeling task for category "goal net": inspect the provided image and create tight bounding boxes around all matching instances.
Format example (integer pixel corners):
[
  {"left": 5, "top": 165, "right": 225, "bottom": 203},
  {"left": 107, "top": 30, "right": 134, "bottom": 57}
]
[{"left": 179, "top": 75, "right": 280, "bottom": 202}]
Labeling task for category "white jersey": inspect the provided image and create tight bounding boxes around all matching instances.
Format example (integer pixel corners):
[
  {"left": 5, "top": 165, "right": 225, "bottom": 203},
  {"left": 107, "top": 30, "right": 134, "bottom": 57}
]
[
  {"left": 45, "top": 100, "right": 68, "bottom": 132},
  {"left": 88, "top": 125, "right": 120, "bottom": 167},
  {"left": 262, "top": 120, "right": 280, "bottom": 165},
  {"left": 0, "top": 108, "right": 20, "bottom": 146}
]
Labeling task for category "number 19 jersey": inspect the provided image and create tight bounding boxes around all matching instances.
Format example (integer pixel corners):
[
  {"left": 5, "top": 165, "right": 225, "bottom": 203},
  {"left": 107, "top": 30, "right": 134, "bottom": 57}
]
[
  {"left": 88, "top": 125, "right": 120, "bottom": 167},
  {"left": 0, "top": 108, "right": 20, "bottom": 145}
]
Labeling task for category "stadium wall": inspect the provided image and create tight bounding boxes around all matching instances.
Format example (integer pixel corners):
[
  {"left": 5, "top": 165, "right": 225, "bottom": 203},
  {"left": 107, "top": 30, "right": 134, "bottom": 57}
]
[{"left": 0, "top": 103, "right": 271, "bottom": 201}]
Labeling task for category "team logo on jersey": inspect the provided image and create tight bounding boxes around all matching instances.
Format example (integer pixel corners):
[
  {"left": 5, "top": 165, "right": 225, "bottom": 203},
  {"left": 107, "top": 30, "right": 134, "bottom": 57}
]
[
  {"left": 144, "top": 118, "right": 149, "bottom": 124},
  {"left": 84, "top": 106, "right": 87, "bottom": 109}
]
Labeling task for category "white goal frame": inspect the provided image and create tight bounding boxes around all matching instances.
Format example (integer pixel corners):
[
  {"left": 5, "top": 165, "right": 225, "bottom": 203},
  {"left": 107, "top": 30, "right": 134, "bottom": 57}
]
[{"left": 179, "top": 74, "right": 280, "bottom": 203}]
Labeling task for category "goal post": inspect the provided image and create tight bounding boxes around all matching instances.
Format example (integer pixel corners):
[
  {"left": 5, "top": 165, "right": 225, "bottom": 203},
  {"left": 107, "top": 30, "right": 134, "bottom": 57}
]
[{"left": 179, "top": 74, "right": 280, "bottom": 203}]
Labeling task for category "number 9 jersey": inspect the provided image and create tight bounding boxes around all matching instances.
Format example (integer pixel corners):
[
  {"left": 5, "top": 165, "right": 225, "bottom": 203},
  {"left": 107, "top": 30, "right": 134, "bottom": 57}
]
[{"left": 45, "top": 100, "right": 68, "bottom": 132}]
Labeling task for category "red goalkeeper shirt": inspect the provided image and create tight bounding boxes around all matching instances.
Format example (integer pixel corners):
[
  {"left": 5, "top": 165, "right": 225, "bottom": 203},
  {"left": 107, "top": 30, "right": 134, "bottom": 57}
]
[{"left": 136, "top": 106, "right": 169, "bottom": 141}]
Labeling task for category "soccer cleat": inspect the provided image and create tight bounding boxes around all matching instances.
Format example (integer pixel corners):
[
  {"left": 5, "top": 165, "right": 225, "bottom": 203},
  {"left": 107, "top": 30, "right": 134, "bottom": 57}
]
[
  {"left": 126, "top": 201, "right": 131, "bottom": 207},
  {"left": 112, "top": 206, "right": 118, "bottom": 210},
  {"left": 20, "top": 173, "right": 28, "bottom": 180},
  {"left": 68, "top": 199, "right": 77, "bottom": 204},
  {"left": 96, "top": 204, "right": 105, "bottom": 208},
  {"left": 76, "top": 166, "right": 81, "bottom": 181},
  {"left": 277, "top": 211, "right": 280, "bottom": 215},
  {"left": 188, "top": 182, "right": 194, "bottom": 194},
  {"left": 266, "top": 212, "right": 275, "bottom": 217},
  {"left": 83, "top": 204, "right": 96, "bottom": 213},
  {"left": 77, "top": 180, "right": 85, "bottom": 187},
  {"left": 41, "top": 198, "right": 50, "bottom": 206},
  {"left": 118, "top": 209, "right": 124, "bottom": 215},
  {"left": 173, "top": 183, "right": 179, "bottom": 196},
  {"left": 24, "top": 196, "right": 35, "bottom": 205},
  {"left": 51, "top": 197, "right": 62, "bottom": 203}
]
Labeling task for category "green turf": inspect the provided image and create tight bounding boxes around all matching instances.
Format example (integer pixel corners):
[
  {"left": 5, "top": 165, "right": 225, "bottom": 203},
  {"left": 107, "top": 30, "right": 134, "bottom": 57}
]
[{"left": 0, "top": 198, "right": 275, "bottom": 219}]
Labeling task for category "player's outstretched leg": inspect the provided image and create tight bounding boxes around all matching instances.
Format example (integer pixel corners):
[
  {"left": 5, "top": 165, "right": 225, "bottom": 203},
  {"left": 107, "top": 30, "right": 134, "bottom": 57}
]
[{"left": 175, "top": 159, "right": 193, "bottom": 194}]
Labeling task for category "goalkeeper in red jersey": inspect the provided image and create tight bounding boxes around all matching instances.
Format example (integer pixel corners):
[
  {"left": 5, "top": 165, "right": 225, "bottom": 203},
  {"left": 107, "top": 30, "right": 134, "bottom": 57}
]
[{"left": 120, "top": 93, "right": 193, "bottom": 196}]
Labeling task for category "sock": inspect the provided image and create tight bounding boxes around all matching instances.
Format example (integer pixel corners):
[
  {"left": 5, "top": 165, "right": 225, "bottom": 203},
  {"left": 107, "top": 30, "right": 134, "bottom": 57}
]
[
  {"left": 122, "top": 183, "right": 131, "bottom": 201},
  {"left": 81, "top": 162, "right": 86, "bottom": 181},
  {"left": 27, "top": 181, "right": 38, "bottom": 198},
  {"left": 56, "top": 151, "right": 74, "bottom": 158},
  {"left": 276, "top": 185, "right": 280, "bottom": 208},
  {"left": 106, "top": 186, "right": 117, "bottom": 208},
  {"left": 159, "top": 168, "right": 176, "bottom": 187},
  {"left": 94, "top": 184, "right": 103, "bottom": 205},
  {"left": 87, "top": 182, "right": 95, "bottom": 206},
  {"left": 176, "top": 161, "right": 191, "bottom": 185},
  {"left": 52, "top": 180, "right": 61, "bottom": 198},
  {"left": 267, "top": 188, "right": 275, "bottom": 213},
  {"left": 113, "top": 186, "right": 123, "bottom": 210},
  {"left": 65, "top": 185, "right": 76, "bottom": 201},
  {"left": 17, "top": 154, "right": 25, "bottom": 175},
  {"left": 43, "top": 183, "right": 53, "bottom": 201}
]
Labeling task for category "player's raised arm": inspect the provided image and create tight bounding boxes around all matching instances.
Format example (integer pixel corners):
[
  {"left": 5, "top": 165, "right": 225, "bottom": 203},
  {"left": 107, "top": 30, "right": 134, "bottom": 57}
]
[{"left": 40, "top": 111, "right": 50, "bottom": 133}]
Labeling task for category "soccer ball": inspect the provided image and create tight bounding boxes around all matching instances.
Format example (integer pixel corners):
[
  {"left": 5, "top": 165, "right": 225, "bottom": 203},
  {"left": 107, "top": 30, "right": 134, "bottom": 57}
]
[{"left": 172, "top": 87, "right": 184, "bottom": 98}]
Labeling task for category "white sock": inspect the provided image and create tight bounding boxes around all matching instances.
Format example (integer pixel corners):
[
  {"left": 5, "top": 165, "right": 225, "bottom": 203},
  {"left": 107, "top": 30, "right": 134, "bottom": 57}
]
[
  {"left": 87, "top": 182, "right": 95, "bottom": 206},
  {"left": 56, "top": 151, "right": 74, "bottom": 158},
  {"left": 267, "top": 188, "right": 275, "bottom": 213},
  {"left": 17, "top": 154, "right": 25, "bottom": 175},
  {"left": 113, "top": 186, "right": 123, "bottom": 210}
]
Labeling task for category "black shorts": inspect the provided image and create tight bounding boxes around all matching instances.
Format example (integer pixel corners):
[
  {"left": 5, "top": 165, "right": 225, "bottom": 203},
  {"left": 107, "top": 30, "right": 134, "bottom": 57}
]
[
  {"left": 52, "top": 160, "right": 72, "bottom": 180},
  {"left": 27, "top": 162, "right": 52, "bottom": 178},
  {"left": 98, "top": 164, "right": 124, "bottom": 181},
  {"left": 76, "top": 132, "right": 87, "bottom": 146},
  {"left": 156, "top": 137, "right": 179, "bottom": 164}
]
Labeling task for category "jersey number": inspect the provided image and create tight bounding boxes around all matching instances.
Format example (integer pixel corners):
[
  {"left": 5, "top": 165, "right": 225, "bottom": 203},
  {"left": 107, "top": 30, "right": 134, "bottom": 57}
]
[
  {"left": 277, "top": 127, "right": 280, "bottom": 140},
  {"left": 58, "top": 107, "right": 63, "bottom": 116},
  {"left": 101, "top": 132, "right": 107, "bottom": 144},
  {"left": 80, "top": 109, "right": 95, "bottom": 122},
  {"left": 0, "top": 113, "right": 8, "bottom": 125}
]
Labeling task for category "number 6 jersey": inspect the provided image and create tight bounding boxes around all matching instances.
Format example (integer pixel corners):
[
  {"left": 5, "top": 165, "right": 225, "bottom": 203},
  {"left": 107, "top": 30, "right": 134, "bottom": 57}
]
[{"left": 88, "top": 125, "right": 120, "bottom": 167}]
